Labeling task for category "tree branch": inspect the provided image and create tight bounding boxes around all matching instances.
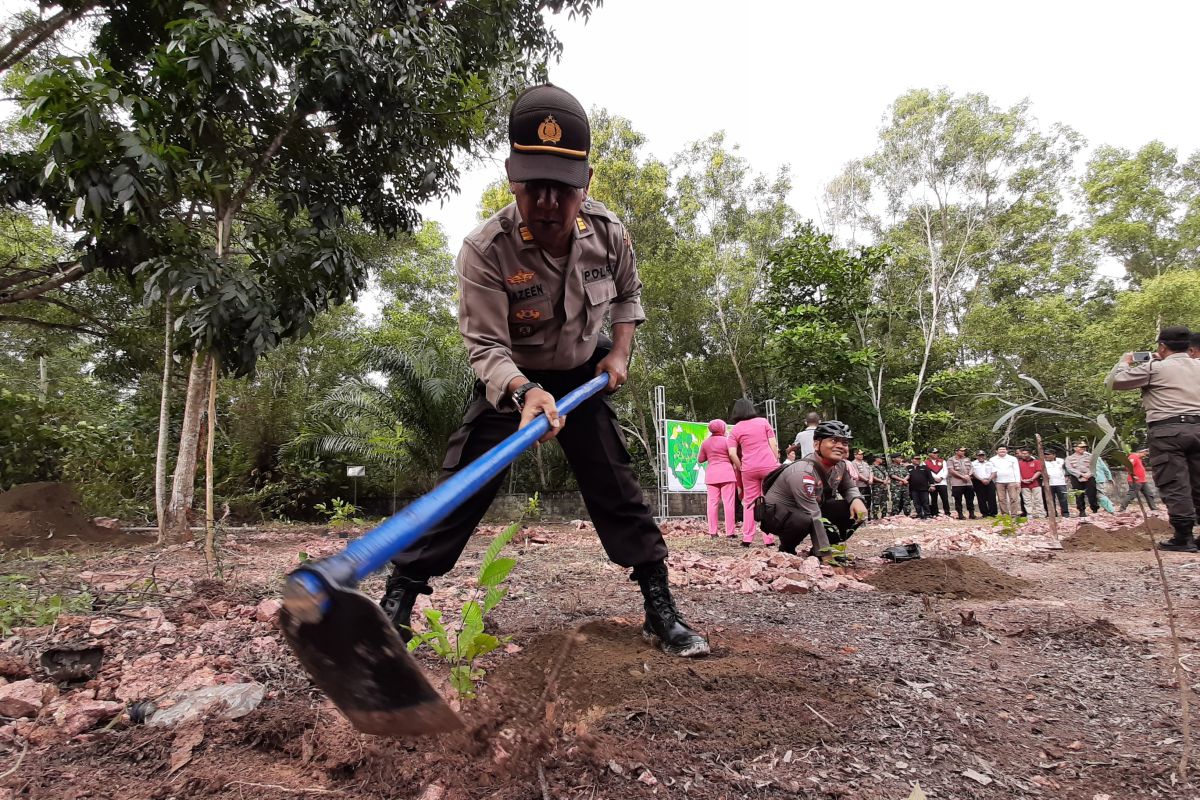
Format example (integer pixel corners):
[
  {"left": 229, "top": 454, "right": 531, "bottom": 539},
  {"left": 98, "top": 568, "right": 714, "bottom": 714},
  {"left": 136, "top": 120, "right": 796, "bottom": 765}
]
[
  {"left": 30, "top": 295, "right": 116, "bottom": 332},
  {"left": 0, "top": 260, "right": 78, "bottom": 293},
  {"left": 223, "top": 107, "right": 299, "bottom": 230},
  {"left": 0, "top": 4, "right": 95, "bottom": 73},
  {"left": 0, "top": 261, "right": 94, "bottom": 304},
  {"left": 0, "top": 313, "right": 103, "bottom": 336}
]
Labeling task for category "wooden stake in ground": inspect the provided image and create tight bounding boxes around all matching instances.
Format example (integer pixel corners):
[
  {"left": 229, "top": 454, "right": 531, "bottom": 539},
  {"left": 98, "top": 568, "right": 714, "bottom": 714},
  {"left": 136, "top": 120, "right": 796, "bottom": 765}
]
[
  {"left": 204, "top": 352, "right": 218, "bottom": 575},
  {"left": 1035, "top": 434, "right": 1060, "bottom": 546},
  {"left": 154, "top": 302, "right": 172, "bottom": 545},
  {"left": 1131, "top": 491, "right": 1191, "bottom": 781}
]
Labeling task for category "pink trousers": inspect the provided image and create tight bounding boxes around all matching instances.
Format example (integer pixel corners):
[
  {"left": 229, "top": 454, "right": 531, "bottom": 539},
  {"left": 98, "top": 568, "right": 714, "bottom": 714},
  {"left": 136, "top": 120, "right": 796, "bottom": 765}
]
[
  {"left": 706, "top": 481, "right": 737, "bottom": 537},
  {"left": 740, "top": 466, "right": 776, "bottom": 545}
]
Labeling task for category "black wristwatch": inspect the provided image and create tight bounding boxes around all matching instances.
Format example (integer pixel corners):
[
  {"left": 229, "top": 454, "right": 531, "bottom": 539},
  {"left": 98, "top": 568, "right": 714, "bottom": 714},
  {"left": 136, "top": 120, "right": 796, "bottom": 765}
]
[{"left": 511, "top": 381, "right": 542, "bottom": 411}]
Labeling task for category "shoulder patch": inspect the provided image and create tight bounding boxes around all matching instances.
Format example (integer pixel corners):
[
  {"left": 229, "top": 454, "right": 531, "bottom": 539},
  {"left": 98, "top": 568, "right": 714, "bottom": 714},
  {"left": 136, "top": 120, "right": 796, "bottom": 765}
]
[
  {"left": 465, "top": 209, "right": 517, "bottom": 252},
  {"left": 801, "top": 475, "right": 819, "bottom": 498},
  {"left": 580, "top": 197, "right": 621, "bottom": 225}
]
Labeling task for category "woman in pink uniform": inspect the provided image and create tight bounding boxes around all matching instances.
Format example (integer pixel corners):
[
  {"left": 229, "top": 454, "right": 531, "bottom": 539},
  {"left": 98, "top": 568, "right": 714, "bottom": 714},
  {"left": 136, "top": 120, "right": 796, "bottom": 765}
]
[
  {"left": 697, "top": 419, "right": 737, "bottom": 538},
  {"left": 727, "top": 399, "right": 780, "bottom": 547}
]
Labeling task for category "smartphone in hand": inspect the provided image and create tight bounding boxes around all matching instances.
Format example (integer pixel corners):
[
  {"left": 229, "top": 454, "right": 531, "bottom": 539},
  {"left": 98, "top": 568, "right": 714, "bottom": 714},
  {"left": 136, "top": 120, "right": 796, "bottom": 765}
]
[{"left": 1132, "top": 351, "right": 1153, "bottom": 363}]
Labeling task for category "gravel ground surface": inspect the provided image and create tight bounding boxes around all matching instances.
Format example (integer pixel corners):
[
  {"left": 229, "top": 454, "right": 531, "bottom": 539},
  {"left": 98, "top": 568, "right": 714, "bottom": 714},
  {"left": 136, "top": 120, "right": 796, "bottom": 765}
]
[{"left": 1, "top": 512, "right": 1198, "bottom": 799}]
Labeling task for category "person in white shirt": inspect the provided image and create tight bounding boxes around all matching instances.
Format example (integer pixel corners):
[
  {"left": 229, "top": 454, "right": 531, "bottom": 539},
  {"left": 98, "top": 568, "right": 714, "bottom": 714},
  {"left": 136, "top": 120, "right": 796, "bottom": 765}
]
[
  {"left": 989, "top": 446, "right": 1022, "bottom": 517},
  {"left": 1042, "top": 448, "right": 1070, "bottom": 518},
  {"left": 792, "top": 412, "right": 821, "bottom": 459},
  {"left": 971, "top": 450, "right": 998, "bottom": 517}
]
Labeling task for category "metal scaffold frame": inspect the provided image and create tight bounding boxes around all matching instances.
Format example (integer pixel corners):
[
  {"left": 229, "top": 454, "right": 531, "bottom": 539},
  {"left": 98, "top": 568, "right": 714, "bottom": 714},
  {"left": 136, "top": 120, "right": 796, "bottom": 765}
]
[
  {"left": 654, "top": 385, "right": 669, "bottom": 520},
  {"left": 653, "top": 387, "right": 779, "bottom": 520}
]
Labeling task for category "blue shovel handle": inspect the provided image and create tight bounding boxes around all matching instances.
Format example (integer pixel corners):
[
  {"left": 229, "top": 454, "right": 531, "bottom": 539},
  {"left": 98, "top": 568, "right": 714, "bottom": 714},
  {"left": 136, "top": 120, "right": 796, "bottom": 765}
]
[{"left": 284, "top": 373, "right": 612, "bottom": 623}]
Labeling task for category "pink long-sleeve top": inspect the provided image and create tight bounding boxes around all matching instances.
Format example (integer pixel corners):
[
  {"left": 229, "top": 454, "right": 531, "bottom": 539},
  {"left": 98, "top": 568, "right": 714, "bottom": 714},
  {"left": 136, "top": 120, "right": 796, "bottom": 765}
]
[
  {"left": 729, "top": 417, "right": 778, "bottom": 473},
  {"left": 698, "top": 434, "right": 736, "bottom": 484}
]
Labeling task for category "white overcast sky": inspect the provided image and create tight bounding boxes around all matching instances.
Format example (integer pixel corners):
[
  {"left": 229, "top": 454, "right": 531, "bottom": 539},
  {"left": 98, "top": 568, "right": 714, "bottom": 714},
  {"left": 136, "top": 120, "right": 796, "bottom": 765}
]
[{"left": 419, "top": 0, "right": 1200, "bottom": 252}]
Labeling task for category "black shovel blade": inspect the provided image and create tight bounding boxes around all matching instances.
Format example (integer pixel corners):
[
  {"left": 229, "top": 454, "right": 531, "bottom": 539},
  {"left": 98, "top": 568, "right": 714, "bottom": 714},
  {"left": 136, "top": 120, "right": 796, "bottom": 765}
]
[{"left": 280, "top": 585, "right": 463, "bottom": 738}]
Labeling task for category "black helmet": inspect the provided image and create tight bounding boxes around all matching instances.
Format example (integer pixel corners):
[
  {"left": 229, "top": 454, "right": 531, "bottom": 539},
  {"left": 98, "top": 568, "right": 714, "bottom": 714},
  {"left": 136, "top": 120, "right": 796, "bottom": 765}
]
[{"left": 813, "top": 420, "right": 853, "bottom": 441}]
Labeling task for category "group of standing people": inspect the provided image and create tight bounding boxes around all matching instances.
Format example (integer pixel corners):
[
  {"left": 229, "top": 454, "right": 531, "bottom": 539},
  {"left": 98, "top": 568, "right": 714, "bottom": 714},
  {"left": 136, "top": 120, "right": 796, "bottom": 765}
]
[
  {"left": 696, "top": 323, "right": 1200, "bottom": 550},
  {"left": 848, "top": 443, "right": 1125, "bottom": 521},
  {"left": 701, "top": 414, "right": 1155, "bottom": 536}
]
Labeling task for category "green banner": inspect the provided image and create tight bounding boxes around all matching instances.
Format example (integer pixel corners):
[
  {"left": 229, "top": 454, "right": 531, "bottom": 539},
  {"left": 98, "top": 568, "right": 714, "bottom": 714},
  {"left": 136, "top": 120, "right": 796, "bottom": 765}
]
[{"left": 664, "top": 419, "right": 710, "bottom": 492}]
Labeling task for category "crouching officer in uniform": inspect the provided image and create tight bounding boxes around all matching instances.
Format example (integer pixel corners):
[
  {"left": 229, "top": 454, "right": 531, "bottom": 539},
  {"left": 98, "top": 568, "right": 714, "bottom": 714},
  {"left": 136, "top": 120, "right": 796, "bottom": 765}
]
[
  {"left": 757, "top": 421, "right": 869, "bottom": 557},
  {"left": 1107, "top": 326, "right": 1200, "bottom": 552},
  {"left": 380, "top": 85, "right": 708, "bottom": 657}
]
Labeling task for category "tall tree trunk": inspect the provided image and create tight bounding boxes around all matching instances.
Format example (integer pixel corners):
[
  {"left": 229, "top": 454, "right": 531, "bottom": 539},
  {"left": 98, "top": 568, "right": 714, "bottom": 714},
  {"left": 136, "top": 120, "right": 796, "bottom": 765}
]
[
  {"left": 165, "top": 352, "right": 211, "bottom": 541},
  {"left": 203, "top": 216, "right": 228, "bottom": 569},
  {"left": 714, "top": 301, "right": 750, "bottom": 397},
  {"left": 154, "top": 305, "right": 173, "bottom": 544},
  {"left": 854, "top": 316, "right": 891, "bottom": 460},
  {"left": 204, "top": 357, "right": 218, "bottom": 572},
  {"left": 678, "top": 359, "right": 698, "bottom": 421},
  {"left": 37, "top": 355, "right": 48, "bottom": 400}
]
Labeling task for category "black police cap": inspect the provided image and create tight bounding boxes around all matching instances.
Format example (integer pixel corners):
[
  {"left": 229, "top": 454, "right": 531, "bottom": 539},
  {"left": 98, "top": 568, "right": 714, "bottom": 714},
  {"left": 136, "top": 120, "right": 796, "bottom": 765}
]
[{"left": 507, "top": 84, "right": 590, "bottom": 188}]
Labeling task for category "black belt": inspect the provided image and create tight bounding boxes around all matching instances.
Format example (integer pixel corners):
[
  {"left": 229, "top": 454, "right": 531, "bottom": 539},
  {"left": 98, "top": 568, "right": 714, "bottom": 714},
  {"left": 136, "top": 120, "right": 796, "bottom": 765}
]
[{"left": 1149, "top": 414, "right": 1200, "bottom": 428}]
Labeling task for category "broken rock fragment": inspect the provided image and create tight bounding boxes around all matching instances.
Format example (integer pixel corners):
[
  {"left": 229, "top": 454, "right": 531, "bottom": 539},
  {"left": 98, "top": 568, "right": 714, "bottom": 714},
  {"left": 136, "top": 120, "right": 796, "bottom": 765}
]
[{"left": 0, "top": 679, "right": 58, "bottom": 718}]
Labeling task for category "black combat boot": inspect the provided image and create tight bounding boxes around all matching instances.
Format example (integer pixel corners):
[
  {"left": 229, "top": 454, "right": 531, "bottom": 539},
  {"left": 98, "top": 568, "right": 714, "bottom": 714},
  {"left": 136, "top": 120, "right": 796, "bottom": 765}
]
[
  {"left": 380, "top": 570, "right": 432, "bottom": 642},
  {"left": 631, "top": 561, "right": 710, "bottom": 657},
  {"left": 1158, "top": 521, "right": 1199, "bottom": 553}
]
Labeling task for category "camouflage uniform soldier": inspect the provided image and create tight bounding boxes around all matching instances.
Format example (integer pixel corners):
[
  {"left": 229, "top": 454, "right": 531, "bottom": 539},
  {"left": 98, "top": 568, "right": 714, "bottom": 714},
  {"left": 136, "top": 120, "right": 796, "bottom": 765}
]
[
  {"left": 888, "top": 455, "right": 911, "bottom": 516},
  {"left": 869, "top": 456, "right": 890, "bottom": 519}
]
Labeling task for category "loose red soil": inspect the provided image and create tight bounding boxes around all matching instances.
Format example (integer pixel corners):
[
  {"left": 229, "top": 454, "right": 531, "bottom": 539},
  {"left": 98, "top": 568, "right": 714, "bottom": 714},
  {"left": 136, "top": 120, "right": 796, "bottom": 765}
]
[
  {"left": 1, "top": 517, "right": 1196, "bottom": 798},
  {"left": 0, "top": 482, "right": 148, "bottom": 551},
  {"left": 864, "top": 554, "right": 1031, "bottom": 600},
  {"left": 1063, "top": 521, "right": 1160, "bottom": 552}
]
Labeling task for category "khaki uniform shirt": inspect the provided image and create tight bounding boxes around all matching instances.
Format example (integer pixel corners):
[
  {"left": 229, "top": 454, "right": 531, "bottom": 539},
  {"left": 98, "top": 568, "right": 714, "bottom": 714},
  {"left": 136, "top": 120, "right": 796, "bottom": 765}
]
[
  {"left": 946, "top": 456, "right": 974, "bottom": 486},
  {"left": 849, "top": 459, "right": 872, "bottom": 488},
  {"left": 1106, "top": 353, "right": 1200, "bottom": 423},
  {"left": 458, "top": 199, "right": 645, "bottom": 409},
  {"left": 765, "top": 454, "right": 863, "bottom": 518},
  {"left": 1065, "top": 452, "right": 1092, "bottom": 479}
]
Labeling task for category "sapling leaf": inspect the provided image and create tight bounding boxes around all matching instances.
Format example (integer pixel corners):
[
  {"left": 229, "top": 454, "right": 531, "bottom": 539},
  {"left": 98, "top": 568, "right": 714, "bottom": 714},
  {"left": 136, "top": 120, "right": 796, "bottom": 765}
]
[
  {"left": 482, "top": 522, "right": 519, "bottom": 567},
  {"left": 422, "top": 608, "right": 452, "bottom": 655},
  {"left": 467, "top": 632, "right": 500, "bottom": 661},
  {"left": 482, "top": 585, "right": 507, "bottom": 615},
  {"left": 479, "top": 557, "right": 516, "bottom": 587}
]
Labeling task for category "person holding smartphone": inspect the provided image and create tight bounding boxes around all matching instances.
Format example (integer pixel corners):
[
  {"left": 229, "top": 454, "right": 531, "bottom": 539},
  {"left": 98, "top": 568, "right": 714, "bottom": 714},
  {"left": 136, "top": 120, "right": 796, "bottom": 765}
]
[{"left": 1107, "top": 326, "right": 1200, "bottom": 552}]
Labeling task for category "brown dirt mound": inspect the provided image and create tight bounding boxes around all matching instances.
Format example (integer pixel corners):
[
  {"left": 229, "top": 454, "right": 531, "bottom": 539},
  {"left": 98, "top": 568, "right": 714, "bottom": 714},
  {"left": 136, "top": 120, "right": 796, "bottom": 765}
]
[
  {"left": 1063, "top": 521, "right": 1159, "bottom": 552},
  {"left": 0, "top": 482, "right": 141, "bottom": 551},
  {"left": 866, "top": 555, "right": 1030, "bottom": 600}
]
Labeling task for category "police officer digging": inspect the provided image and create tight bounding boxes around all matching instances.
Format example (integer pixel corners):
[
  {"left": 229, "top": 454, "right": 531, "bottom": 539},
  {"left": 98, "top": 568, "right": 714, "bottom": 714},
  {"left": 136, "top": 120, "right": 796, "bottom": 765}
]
[
  {"left": 1107, "top": 326, "right": 1200, "bottom": 552},
  {"left": 757, "top": 421, "right": 869, "bottom": 557},
  {"left": 380, "top": 85, "right": 708, "bottom": 656}
]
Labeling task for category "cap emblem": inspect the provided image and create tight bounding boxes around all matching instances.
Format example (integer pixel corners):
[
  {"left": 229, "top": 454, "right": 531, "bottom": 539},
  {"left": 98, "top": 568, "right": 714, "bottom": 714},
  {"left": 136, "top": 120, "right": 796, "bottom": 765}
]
[{"left": 538, "top": 115, "right": 563, "bottom": 144}]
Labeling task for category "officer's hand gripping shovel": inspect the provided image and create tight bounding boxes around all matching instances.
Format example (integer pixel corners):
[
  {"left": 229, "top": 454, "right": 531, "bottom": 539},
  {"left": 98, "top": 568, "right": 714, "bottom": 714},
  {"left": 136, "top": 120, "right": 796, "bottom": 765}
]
[{"left": 280, "top": 374, "right": 611, "bottom": 738}]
